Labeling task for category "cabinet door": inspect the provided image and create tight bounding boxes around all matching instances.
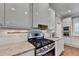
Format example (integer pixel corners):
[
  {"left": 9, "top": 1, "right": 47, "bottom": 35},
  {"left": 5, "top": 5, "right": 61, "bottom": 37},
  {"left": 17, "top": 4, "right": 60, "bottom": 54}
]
[
  {"left": 63, "top": 37, "right": 71, "bottom": 45},
  {"left": 33, "top": 3, "right": 49, "bottom": 27},
  {"left": 55, "top": 39, "right": 64, "bottom": 56},
  {"left": 5, "top": 3, "right": 32, "bottom": 28},
  {"left": 64, "top": 37, "right": 79, "bottom": 48},
  {"left": 62, "top": 17, "right": 72, "bottom": 27},
  {"left": 49, "top": 9, "right": 55, "bottom": 30},
  {"left": 70, "top": 37, "right": 79, "bottom": 48},
  {"left": 0, "top": 3, "right": 4, "bottom": 26}
]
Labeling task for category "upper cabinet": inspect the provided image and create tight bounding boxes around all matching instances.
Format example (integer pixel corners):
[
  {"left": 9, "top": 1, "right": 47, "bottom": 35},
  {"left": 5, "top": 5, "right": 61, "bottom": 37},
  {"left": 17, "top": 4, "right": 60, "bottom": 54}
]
[
  {"left": 49, "top": 8, "right": 55, "bottom": 30},
  {"left": 55, "top": 16, "right": 62, "bottom": 37},
  {"left": 5, "top": 3, "right": 32, "bottom": 28},
  {"left": 33, "top": 3, "right": 56, "bottom": 30},
  {"left": 33, "top": 3, "right": 49, "bottom": 28},
  {"left": 0, "top": 3, "right": 56, "bottom": 29},
  {"left": 62, "top": 17, "right": 72, "bottom": 27},
  {"left": 0, "top": 3, "right": 4, "bottom": 27}
]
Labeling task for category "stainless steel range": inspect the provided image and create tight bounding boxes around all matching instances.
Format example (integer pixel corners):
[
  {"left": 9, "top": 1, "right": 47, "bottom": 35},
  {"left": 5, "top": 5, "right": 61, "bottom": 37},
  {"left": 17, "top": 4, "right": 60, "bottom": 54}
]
[{"left": 28, "top": 29, "right": 55, "bottom": 56}]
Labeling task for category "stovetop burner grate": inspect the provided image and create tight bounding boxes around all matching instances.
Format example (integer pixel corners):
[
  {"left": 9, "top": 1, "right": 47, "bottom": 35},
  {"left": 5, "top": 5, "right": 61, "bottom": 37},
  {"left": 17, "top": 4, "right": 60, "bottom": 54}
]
[{"left": 28, "top": 38, "right": 55, "bottom": 49}]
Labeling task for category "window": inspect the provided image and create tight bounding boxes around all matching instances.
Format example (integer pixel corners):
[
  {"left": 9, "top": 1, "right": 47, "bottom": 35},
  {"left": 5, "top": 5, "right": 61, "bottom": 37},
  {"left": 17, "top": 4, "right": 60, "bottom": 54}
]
[
  {"left": 74, "top": 23, "right": 79, "bottom": 32},
  {"left": 73, "top": 17, "right": 79, "bottom": 34}
]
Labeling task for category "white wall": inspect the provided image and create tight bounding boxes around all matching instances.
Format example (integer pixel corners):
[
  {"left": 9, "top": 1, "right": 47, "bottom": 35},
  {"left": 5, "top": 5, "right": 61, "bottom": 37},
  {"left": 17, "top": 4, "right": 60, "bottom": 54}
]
[{"left": 0, "top": 30, "right": 28, "bottom": 45}]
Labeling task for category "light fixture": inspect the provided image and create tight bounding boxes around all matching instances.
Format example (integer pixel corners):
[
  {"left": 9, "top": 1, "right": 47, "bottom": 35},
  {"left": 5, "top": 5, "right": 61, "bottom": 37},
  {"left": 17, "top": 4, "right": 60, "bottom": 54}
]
[
  {"left": 11, "top": 8, "right": 16, "bottom": 11},
  {"left": 48, "top": 8, "right": 51, "bottom": 11},
  {"left": 68, "top": 10, "right": 71, "bottom": 13},
  {"left": 24, "top": 11, "right": 28, "bottom": 15}
]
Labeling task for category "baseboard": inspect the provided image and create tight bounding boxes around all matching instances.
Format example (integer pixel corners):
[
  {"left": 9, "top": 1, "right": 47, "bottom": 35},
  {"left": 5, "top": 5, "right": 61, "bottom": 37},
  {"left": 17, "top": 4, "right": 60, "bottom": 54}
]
[{"left": 65, "top": 43, "right": 79, "bottom": 48}]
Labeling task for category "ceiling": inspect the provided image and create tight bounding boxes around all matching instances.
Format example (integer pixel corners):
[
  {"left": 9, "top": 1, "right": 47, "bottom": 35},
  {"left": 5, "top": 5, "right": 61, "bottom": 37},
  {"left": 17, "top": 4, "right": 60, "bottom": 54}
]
[{"left": 50, "top": 3, "right": 79, "bottom": 18}]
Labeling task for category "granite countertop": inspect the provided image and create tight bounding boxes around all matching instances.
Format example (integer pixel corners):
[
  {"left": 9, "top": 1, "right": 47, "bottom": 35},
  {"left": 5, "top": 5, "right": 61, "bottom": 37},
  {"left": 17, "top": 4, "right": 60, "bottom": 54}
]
[
  {"left": 0, "top": 41, "right": 35, "bottom": 56},
  {"left": 47, "top": 37, "right": 62, "bottom": 41}
]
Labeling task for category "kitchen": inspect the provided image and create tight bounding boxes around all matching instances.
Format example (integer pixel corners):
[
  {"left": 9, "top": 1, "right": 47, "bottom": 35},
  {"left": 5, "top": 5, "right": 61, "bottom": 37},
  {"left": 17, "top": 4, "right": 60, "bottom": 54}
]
[{"left": 0, "top": 3, "right": 79, "bottom": 56}]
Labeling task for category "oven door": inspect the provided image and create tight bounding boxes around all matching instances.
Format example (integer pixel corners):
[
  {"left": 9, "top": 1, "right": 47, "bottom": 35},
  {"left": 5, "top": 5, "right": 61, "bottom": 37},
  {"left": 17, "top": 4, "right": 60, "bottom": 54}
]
[
  {"left": 43, "top": 48, "right": 55, "bottom": 56},
  {"left": 36, "top": 43, "right": 55, "bottom": 56}
]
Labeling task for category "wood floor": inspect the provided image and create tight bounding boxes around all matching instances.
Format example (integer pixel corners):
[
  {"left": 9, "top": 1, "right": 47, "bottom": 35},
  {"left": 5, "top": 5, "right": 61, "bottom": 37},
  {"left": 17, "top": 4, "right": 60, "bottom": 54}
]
[{"left": 61, "top": 45, "right": 79, "bottom": 56}]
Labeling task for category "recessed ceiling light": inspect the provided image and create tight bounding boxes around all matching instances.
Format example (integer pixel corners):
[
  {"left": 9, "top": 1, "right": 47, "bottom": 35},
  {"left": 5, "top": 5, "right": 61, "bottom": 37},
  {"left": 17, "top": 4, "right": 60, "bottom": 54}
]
[
  {"left": 24, "top": 11, "right": 28, "bottom": 15},
  {"left": 68, "top": 10, "right": 71, "bottom": 13},
  {"left": 48, "top": 8, "right": 51, "bottom": 11},
  {"left": 11, "top": 8, "right": 16, "bottom": 11}
]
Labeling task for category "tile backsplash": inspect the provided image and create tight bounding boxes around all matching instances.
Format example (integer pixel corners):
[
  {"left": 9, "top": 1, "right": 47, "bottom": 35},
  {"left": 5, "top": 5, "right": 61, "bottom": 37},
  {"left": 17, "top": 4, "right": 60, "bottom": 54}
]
[{"left": 0, "top": 30, "right": 29, "bottom": 45}]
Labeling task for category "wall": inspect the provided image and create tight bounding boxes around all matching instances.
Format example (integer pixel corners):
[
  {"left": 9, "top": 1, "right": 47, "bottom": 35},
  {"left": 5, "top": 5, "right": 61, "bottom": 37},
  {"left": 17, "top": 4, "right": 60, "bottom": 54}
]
[{"left": 0, "top": 30, "right": 28, "bottom": 45}]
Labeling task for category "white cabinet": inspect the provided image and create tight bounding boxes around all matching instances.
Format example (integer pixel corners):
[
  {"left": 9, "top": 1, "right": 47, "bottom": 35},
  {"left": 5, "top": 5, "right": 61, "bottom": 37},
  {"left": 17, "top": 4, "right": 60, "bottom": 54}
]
[
  {"left": 62, "top": 17, "right": 72, "bottom": 36},
  {"left": 55, "top": 38, "right": 64, "bottom": 56},
  {"left": 33, "top": 3, "right": 49, "bottom": 27},
  {"left": 71, "top": 37, "right": 79, "bottom": 48},
  {"left": 62, "top": 17, "right": 72, "bottom": 27},
  {"left": 33, "top": 3, "right": 56, "bottom": 30},
  {"left": 49, "top": 8, "right": 55, "bottom": 30},
  {"left": 48, "top": 38, "right": 64, "bottom": 56},
  {"left": 0, "top": 3, "right": 4, "bottom": 26},
  {"left": 18, "top": 49, "right": 34, "bottom": 56},
  {"left": 63, "top": 37, "right": 71, "bottom": 45},
  {"left": 5, "top": 3, "right": 32, "bottom": 28},
  {"left": 64, "top": 37, "right": 79, "bottom": 48},
  {"left": 55, "top": 16, "right": 62, "bottom": 38}
]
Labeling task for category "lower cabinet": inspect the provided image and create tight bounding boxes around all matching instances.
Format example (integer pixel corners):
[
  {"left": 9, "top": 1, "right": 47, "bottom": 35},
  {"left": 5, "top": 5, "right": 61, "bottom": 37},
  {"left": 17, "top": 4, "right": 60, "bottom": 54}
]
[
  {"left": 64, "top": 37, "right": 71, "bottom": 45},
  {"left": 71, "top": 37, "right": 79, "bottom": 48},
  {"left": 64, "top": 37, "right": 79, "bottom": 48},
  {"left": 17, "top": 49, "right": 35, "bottom": 56},
  {"left": 55, "top": 38, "right": 64, "bottom": 56}
]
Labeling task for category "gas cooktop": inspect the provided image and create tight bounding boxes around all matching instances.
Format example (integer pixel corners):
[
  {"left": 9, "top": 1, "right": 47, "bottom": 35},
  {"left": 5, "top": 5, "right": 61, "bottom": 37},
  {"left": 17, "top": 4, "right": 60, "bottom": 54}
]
[{"left": 28, "top": 38, "right": 55, "bottom": 49}]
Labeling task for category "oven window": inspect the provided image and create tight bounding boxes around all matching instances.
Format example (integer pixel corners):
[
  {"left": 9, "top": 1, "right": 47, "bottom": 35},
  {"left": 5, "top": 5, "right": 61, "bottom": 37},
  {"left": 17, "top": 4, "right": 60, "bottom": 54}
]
[
  {"left": 63, "top": 32, "right": 69, "bottom": 36},
  {"left": 63, "top": 26, "right": 70, "bottom": 36},
  {"left": 63, "top": 27, "right": 69, "bottom": 31}
]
